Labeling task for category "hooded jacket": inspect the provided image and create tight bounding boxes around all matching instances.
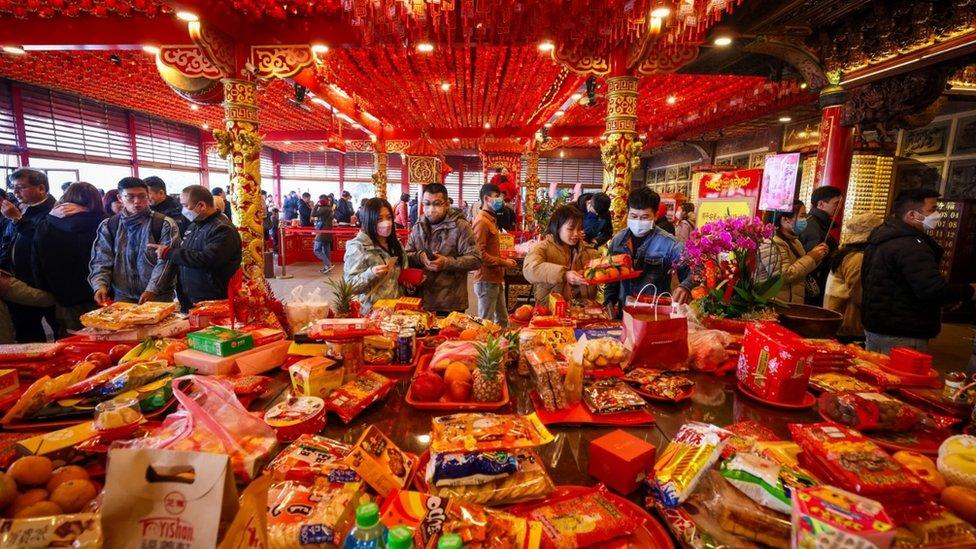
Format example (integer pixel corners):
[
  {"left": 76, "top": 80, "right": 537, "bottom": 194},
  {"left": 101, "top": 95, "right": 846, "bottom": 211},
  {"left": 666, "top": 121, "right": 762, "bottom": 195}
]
[
  {"left": 32, "top": 209, "right": 105, "bottom": 306},
  {"left": 522, "top": 235, "right": 600, "bottom": 303},
  {"left": 88, "top": 209, "right": 179, "bottom": 303},
  {"left": 343, "top": 230, "right": 405, "bottom": 314},
  {"left": 0, "top": 194, "right": 55, "bottom": 286},
  {"left": 150, "top": 195, "right": 188, "bottom": 235},
  {"left": 165, "top": 212, "right": 241, "bottom": 312},
  {"left": 861, "top": 217, "right": 974, "bottom": 339},
  {"left": 755, "top": 230, "right": 819, "bottom": 304},
  {"left": 405, "top": 208, "right": 482, "bottom": 312}
]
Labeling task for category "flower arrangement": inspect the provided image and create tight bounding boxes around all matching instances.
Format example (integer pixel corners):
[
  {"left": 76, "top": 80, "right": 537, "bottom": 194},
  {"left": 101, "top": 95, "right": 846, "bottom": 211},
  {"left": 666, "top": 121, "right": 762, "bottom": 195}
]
[
  {"left": 529, "top": 188, "right": 571, "bottom": 237},
  {"left": 682, "top": 215, "right": 783, "bottom": 319}
]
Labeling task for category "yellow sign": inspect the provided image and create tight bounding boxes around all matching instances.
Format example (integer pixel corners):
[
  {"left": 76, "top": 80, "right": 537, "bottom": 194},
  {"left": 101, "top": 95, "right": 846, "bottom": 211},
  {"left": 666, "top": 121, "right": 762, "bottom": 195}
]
[{"left": 697, "top": 199, "right": 757, "bottom": 225}]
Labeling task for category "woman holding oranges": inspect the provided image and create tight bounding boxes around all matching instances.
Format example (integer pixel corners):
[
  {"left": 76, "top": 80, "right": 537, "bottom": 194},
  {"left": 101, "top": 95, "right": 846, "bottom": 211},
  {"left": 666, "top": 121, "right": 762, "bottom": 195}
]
[{"left": 523, "top": 205, "right": 601, "bottom": 304}]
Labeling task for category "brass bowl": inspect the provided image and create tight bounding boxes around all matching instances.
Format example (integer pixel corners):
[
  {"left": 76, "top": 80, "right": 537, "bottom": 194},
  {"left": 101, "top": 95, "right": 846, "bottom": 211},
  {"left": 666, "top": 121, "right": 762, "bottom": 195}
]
[{"left": 778, "top": 304, "right": 843, "bottom": 339}]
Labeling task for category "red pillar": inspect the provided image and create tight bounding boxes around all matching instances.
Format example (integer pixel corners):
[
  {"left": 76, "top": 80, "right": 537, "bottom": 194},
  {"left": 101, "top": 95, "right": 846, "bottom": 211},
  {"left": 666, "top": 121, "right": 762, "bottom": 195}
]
[
  {"left": 338, "top": 153, "right": 346, "bottom": 194},
  {"left": 272, "top": 150, "right": 282, "bottom": 206},
  {"left": 813, "top": 85, "right": 853, "bottom": 233},
  {"left": 400, "top": 154, "right": 408, "bottom": 194},
  {"left": 198, "top": 129, "right": 209, "bottom": 188},
  {"left": 9, "top": 83, "right": 29, "bottom": 167},
  {"left": 126, "top": 113, "right": 140, "bottom": 178}
]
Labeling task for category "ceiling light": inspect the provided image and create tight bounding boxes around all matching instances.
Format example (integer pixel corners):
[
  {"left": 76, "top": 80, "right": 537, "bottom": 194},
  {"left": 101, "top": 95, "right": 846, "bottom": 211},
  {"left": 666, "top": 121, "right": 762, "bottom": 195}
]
[
  {"left": 190, "top": 104, "right": 199, "bottom": 111},
  {"left": 571, "top": 92, "right": 582, "bottom": 101},
  {"left": 554, "top": 110, "right": 565, "bottom": 117},
  {"left": 416, "top": 42, "right": 434, "bottom": 53},
  {"left": 561, "top": 136, "right": 569, "bottom": 141},
  {"left": 483, "top": 122, "right": 491, "bottom": 129},
  {"left": 713, "top": 36, "right": 733, "bottom": 47},
  {"left": 559, "top": 151, "right": 565, "bottom": 158},
  {"left": 311, "top": 44, "right": 329, "bottom": 54},
  {"left": 141, "top": 45, "right": 160, "bottom": 55},
  {"left": 666, "top": 95, "right": 677, "bottom": 104},
  {"left": 318, "top": 146, "right": 325, "bottom": 151},
  {"left": 599, "top": 135, "right": 606, "bottom": 141},
  {"left": 779, "top": 116, "right": 792, "bottom": 122},
  {"left": 1, "top": 46, "right": 26, "bottom": 55},
  {"left": 800, "top": 82, "right": 808, "bottom": 89},
  {"left": 284, "top": 141, "right": 292, "bottom": 145},
  {"left": 538, "top": 40, "right": 555, "bottom": 53},
  {"left": 452, "top": 137, "right": 460, "bottom": 142},
  {"left": 201, "top": 123, "right": 209, "bottom": 129},
  {"left": 588, "top": 138, "right": 594, "bottom": 144},
  {"left": 544, "top": 123, "right": 553, "bottom": 128},
  {"left": 345, "top": 139, "right": 352, "bottom": 143},
  {"left": 440, "top": 82, "right": 451, "bottom": 91},
  {"left": 175, "top": 11, "right": 199, "bottom": 22},
  {"left": 650, "top": 6, "right": 670, "bottom": 18},
  {"left": 639, "top": 133, "right": 647, "bottom": 139}
]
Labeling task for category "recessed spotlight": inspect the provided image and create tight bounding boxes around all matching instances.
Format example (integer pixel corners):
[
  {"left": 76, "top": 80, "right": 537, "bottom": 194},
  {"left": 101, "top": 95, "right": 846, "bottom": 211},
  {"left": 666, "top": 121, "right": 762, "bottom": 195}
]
[
  {"left": 800, "top": 82, "right": 808, "bottom": 89},
  {"left": 452, "top": 137, "right": 460, "bottom": 142},
  {"left": 779, "top": 116, "right": 792, "bottom": 122},
  {"left": 440, "top": 82, "right": 451, "bottom": 91},
  {"left": 311, "top": 44, "right": 329, "bottom": 54},
  {"left": 201, "top": 123, "right": 209, "bottom": 129},
  {"left": 587, "top": 138, "right": 594, "bottom": 144},
  {"left": 1, "top": 46, "right": 26, "bottom": 55},
  {"left": 416, "top": 42, "right": 434, "bottom": 53},
  {"left": 650, "top": 7, "right": 670, "bottom": 18},
  {"left": 713, "top": 36, "right": 733, "bottom": 47},
  {"left": 141, "top": 45, "right": 160, "bottom": 55},
  {"left": 284, "top": 141, "right": 292, "bottom": 145},
  {"left": 666, "top": 96, "right": 677, "bottom": 104},
  {"left": 561, "top": 136, "right": 569, "bottom": 141},
  {"left": 544, "top": 123, "right": 553, "bottom": 128},
  {"left": 190, "top": 104, "right": 199, "bottom": 111},
  {"left": 571, "top": 92, "right": 582, "bottom": 101},
  {"left": 559, "top": 151, "right": 565, "bottom": 158},
  {"left": 175, "top": 11, "right": 199, "bottom": 22},
  {"left": 483, "top": 122, "right": 491, "bottom": 129},
  {"left": 554, "top": 110, "right": 565, "bottom": 117},
  {"left": 538, "top": 40, "right": 555, "bottom": 52}
]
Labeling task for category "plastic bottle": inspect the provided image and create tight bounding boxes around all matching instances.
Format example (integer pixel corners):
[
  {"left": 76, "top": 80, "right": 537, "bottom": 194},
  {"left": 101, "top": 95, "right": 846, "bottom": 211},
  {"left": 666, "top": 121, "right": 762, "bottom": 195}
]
[
  {"left": 386, "top": 526, "right": 413, "bottom": 549},
  {"left": 437, "top": 533, "right": 463, "bottom": 549},
  {"left": 564, "top": 359, "right": 583, "bottom": 405},
  {"left": 344, "top": 502, "right": 388, "bottom": 549}
]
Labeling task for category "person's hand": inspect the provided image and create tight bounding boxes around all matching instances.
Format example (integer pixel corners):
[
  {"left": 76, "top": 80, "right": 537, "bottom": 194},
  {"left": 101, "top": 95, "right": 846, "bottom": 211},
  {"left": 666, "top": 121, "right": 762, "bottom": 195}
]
[
  {"left": 0, "top": 199, "right": 20, "bottom": 222},
  {"left": 809, "top": 243, "right": 829, "bottom": 262},
  {"left": 372, "top": 263, "right": 391, "bottom": 277},
  {"left": 503, "top": 258, "right": 518, "bottom": 269},
  {"left": 138, "top": 291, "right": 156, "bottom": 304},
  {"left": 673, "top": 286, "right": 691, "bottom": 305},
  {"left": 424, "top": 253, "right": 447, "bottom": 272},
  {"left": 565, "top": 270, "right": 587, "bottom": 285},
  {"left": 146, "top": 243, "right": 168, "bottom": 260},
  {"left": 94, "top": 287, "right": 111, "bottom": 306}
]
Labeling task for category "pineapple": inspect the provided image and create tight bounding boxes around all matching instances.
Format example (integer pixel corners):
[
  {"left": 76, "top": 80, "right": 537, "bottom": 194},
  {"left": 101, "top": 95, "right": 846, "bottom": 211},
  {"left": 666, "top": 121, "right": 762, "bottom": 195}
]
[
  {"left": 473, "top": 335, "right": 505, "bottom": 402},
  {"left": 326, "top": 278, "right": 357, "bottom": 318}
]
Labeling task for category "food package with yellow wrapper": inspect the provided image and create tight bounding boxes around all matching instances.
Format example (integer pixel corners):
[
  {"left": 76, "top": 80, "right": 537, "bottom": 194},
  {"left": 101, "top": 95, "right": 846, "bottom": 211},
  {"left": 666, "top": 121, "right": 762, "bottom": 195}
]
[{"left": 652, "top": 422, "right": 732, "bottom": 508}]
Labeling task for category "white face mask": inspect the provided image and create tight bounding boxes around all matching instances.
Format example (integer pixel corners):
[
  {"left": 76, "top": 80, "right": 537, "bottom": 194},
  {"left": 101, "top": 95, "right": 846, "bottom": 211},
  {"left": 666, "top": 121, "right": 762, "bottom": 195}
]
[
  {"left": 182, "top": 206, "right": 198, "bottom": 222},
  {"left": 377, "top": 220, "right": 393, "bottom": 237},
  {"left": 627, "top": 218, "right": 654, "bottom": 237},
  {"left": 922, "top": 210, "right": 942, "bottom": 230}
]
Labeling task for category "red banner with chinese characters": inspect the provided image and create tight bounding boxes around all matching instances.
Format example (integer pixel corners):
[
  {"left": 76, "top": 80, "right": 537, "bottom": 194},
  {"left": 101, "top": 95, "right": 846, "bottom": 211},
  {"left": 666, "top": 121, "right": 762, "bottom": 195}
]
[{"left": 697, "top": 169, "right": 762, "bottom": 199}]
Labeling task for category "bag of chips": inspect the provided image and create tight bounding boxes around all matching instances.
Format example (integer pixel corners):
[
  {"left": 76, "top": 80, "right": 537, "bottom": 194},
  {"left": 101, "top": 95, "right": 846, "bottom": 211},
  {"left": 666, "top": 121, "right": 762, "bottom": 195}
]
[
  {"left": 430, "top": 413, "right": 554, "bottom": 453},
  {"left": 428, "top": 450, "right": 554, "bottom": 506},
  {"left": 267, "top": 479, "right": 364, "bottom": 549},
  {"left": 653, "top": 422, "right": 732, "bottom": 507},
  {"left": 818, "top": 391, "right": 934, "bottom": 432},
  {"left": 582, "top": 379, "right": 647, "bottom": 414},
  {"left": 720, "top": 453, "right": 816, "bottom": 514},
  {"left": 265, "top": 434, "right": 355, "bottom": 483},
  {"left": 524, "top": 486, "right": 644, "bottom": 548},
  {"left": 324, "top": 370, "right": 395, "bottom": 424}
]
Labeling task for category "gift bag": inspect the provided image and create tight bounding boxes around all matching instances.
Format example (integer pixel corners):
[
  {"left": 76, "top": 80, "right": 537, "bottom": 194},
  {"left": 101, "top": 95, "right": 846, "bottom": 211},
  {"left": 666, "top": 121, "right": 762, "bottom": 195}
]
[
  {"left": 621, "top": 285, "right": 688, "bottom": 370},
  {"left": 285, "top": 286, "right": 330, "bottom": 331},
  {"left": 116, "top": 375, "right": 278, "bottom": 482},
  {"left": 102, "top": 448, "right": 239, "bottom": 549}
]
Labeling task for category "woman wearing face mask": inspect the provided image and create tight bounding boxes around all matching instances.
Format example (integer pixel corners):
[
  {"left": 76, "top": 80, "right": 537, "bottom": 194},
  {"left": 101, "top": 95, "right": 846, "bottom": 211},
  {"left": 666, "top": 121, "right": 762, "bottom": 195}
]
[
  {"left": 522, "top": 205, "right": 600, "bottom": 304},
  {"left": 674, "top": 202, "right": 696, "bottom": 242},
  {"left": 755, "top": 202, "right": 829, "bottom": 304},
  {"left": 343, "top": 197, "right": 405, "bottom": 314}
]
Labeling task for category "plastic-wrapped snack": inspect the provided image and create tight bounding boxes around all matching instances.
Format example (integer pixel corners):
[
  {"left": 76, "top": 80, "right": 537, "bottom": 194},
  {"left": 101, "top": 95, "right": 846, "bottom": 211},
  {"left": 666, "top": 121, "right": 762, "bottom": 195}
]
[
  {"left": 653, "top": 422, "right": 732, "bottom": 508},
  {"left": 528, "top": 356, "right": 566, "bottom": 412},
  {"left": 430, "top": 450, "right": 555, "bottom": 506},
  {"left": 894, "top": 509, "right": 976, "bottom": 548},
  {"left": 430, "top": 413, "right": 554, "bottom": 453},
  {"left": 267, "top": 479, "right": 365, "bottom": 549},
  {"left": 809, "top": 373, "right": 877, "bottom": 393},
  {"left": 720, "top": 452, "right": 816, "bottom": 514},
  {"left": 426, "top": 451, "right": 518, "bottom": 487},
  {"left": 324, "top": 370, "right": 395, "bottom": 424},
  {"left": 819, "top": 391, "right": 933, "bottom": 432},
  {"left": 526, "top": 486, "right": 644, "bottom": 548},
  {"left": 710, "top": 470, "right": 792, "bottom": 549},
  {"left": 343, "top": 425, "right": 417, "bottom": 498},
  {"left": 582, "top": 379, "right": 646, "bottom": 414},
  {"left": 0, "top": 513, "right": 101, "bottom": 548},
  {"left": 266, "top": 434, "right": 356, "bottom": 483}
]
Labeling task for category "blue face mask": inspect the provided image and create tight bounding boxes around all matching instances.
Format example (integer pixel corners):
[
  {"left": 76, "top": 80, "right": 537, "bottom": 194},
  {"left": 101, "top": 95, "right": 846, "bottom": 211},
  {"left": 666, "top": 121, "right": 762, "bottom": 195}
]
[
  {"left": 491, "top": 197, "right": 505, "bottom": 212},
  {"left": 794, "top": 217, "right": 808, "bottom": 233}
]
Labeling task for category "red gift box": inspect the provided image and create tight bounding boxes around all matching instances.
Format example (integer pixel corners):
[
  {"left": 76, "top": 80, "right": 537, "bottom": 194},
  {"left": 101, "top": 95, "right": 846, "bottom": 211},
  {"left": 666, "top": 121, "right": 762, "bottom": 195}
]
[
  {"left": 888, "top": 347, "right": 932, "bottom": 375},
  {"left": 587, "top": 429, "right": 656, "bottom": 495},
  {"left": 736, "top": 322, "right": 814, "bottom": 404}
]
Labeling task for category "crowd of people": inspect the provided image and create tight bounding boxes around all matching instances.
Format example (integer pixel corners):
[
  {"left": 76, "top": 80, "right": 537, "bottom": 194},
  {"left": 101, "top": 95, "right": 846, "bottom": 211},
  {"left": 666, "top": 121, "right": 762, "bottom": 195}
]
[{"left": 0, "top": 169, "right": 241, "bottom": 343}]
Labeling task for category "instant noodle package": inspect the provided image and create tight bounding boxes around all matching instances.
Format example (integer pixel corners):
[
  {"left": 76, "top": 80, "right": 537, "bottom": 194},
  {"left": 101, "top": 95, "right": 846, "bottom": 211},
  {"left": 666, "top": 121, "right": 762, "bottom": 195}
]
[{"left": 430, "top": 413, "right": 554, "bottom": 454}]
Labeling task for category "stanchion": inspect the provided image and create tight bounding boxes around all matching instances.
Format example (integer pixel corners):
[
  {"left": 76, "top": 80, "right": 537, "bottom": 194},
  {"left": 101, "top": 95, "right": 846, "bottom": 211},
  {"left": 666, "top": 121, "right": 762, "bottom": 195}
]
[{"left": 276, "top": 224, "right": 293, "bottom": 279}]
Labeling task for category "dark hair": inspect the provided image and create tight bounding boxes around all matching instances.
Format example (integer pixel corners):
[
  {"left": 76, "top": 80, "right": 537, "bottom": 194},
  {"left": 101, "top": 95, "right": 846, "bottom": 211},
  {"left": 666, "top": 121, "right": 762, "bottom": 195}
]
[
  {"left": 499, "top": 175, "right": 509, "bottom": 184},
  {"left": 400, "top": 192, "right": 411, "bottom": 202},
  {"left": 59, "top": 182, "right": 105, "bottom": 216},
  {"left": 479, "top": 183, "right": 501, "bottom": 203},
  {"left": 182, "top": 184, "right": 214, "bottom": 208},
  {"left": 212, "top": 187, "right": 224, "bottom": 196},
  {"left": 260, "top": 190, "right": 268, "bottom": 196},
  {"left": 61, "top": 181, "right": 72, "bottom": 192},
  {"left": 360, "top": 198, "right": 404, "bottom": 259},
  {"left": 628, "top": 187, "right": 660, "bottom": 211},
  {"left": 8, "top": 168, "right": 49, "bottom": 192},
  {"left": 811, "top": 186, "right": 842, "bottom": 208},
  {"left": 423, "top": 184, "right": 447, "bottom": 201},
  {"left": 592, "top": 192, "right": 611, "bottom": 217},
  {"left": 764, "top": 201, "right": 803, "bottom": 228},
  {"left": 549, "top": 204, "right": 584, "bottom": 245},
  {"left": 342, "top": 191, "right": 351, "bottom": 198},
  {"left": 576, "top": 192, "right": 593, "bottom": 213},
  {"left": 143, "top": 176, "right": 166, "bottom": 193},
  {"left": 893, "top": 188, "right": 940, "bottom": 218},
  {"left": 302, "top": 192, "right": 311, "bottom": 199},
  {"left": 680, "top": 201, "right": 694, "bottom": 214},
  {"left": 117, "top": 177, "right": 148, "bottom": 193},
  {"left": 360, "top": 198, "right": 368, "bottom": 206},
  {"left": 319, "top": 194, "right": 328, "bottom": 200},
  {"left": 103, "top": 189, "right": 120, "bottom": 213}
]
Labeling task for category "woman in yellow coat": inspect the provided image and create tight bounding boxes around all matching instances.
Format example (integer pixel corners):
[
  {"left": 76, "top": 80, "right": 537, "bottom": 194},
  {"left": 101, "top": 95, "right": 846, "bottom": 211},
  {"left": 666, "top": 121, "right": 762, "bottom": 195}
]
[
  {"left": 522, "top": 205, "right": 601, "bottom": 304},
  {"left": 756, "top": 202, "right": 829, "bottom": 303},
  {"left": 825, "top": 212, "right": 882, "bottom": 341}
]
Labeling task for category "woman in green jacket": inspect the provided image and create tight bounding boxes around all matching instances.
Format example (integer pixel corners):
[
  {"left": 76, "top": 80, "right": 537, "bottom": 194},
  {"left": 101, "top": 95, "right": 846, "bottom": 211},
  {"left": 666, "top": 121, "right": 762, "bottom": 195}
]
[{"left": 343, "top": 197, "right": 405, "bottom": 314}]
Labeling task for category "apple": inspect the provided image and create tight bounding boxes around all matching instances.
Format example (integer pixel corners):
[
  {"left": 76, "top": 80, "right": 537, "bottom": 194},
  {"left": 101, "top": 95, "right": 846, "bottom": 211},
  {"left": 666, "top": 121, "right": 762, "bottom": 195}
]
[
  {"left": 108, "top": 344, "right": 132, "bottom": 363},
  {"left": 411, "top": 372, "right": 444, "bottom": 402},
  {"left": 534, "top": 305, "right": 550, "bottom": 316},
  {"left": 513, "top": 305, "right": 534, "bottom": 322}
]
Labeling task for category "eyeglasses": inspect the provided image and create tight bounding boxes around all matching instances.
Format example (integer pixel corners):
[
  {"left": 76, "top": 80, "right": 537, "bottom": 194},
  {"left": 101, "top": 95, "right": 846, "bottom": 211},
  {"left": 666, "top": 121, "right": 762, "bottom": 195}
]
[
  {"left": 423, "top": 201, "right": 447, "bottom": 209},
  {"left": 9, "top": 184, "right": 36, "bottom": 192},
  {"left": 121, "top": 193, "right": 149, "bottom": 203}
]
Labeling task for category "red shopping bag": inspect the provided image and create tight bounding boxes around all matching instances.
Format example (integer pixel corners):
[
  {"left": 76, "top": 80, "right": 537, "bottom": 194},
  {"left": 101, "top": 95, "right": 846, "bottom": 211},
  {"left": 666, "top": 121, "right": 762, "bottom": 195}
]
[{"left": 621, "top": 286, "right": 688, "bottom": 370}]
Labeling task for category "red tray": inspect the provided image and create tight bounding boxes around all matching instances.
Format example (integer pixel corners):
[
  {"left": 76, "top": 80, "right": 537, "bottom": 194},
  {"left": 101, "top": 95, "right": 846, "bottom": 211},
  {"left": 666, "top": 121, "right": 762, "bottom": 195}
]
[
  {"left": 736, "top": 381, "right": 816, "bottom": 410},
  {"left": 634, "top": 385, "right": 694, "bottom": 403},
  {"left": 365, "top": 347, "right": 431, "bottom": 375},
  {"left": 529, "top": 391, "right": 654, "bottom": 426},
  {"left": 816, "top": 408, "right": 950, "bottom": 455},
  {"left": 405, "top": 354, "right": 511, "bottom": 411},
  {"left": 507, "top": 485, "right": 676, "bottom": 549},
  {"left": 582, "top": 270, "right": 642, "bottom": 286}
]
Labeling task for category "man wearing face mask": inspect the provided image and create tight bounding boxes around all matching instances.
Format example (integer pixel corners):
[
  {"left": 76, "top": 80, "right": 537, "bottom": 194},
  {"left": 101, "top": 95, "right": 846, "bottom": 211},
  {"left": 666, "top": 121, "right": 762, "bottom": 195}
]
[
  {"left": 800, "top": 186, "right": 843, "bottom": 306},
  {"left": 861, "top": 189, "right": 976, "bottom": 354},
  {"left": 605, "top": 188, "right": 693, "bottom": 316},
  {"left": 405, "top": 183, "right": 482, "bottom": 314},
  {"left": 147, "top": 185, "right": 241, "bottom": 312}
]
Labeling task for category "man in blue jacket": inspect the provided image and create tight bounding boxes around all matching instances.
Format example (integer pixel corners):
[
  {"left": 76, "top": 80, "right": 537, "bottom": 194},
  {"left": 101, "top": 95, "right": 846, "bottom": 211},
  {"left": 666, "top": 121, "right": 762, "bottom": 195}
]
[{"left": 605, "top": 187, "right": 692, "bottom": 316}]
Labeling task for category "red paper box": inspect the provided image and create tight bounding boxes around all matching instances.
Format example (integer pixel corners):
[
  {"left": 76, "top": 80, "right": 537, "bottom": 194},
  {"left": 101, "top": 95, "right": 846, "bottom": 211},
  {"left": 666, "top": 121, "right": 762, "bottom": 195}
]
[
  {"left": 888, "top": 347, "right": 932, "bottom": 375},
  {"left": 548, "top": 293, "right": 568, "bottom": 318},
  {"left": 587, "top": 429, "right": 656, "bottom": 495},
  {"left": 736, "top": 321, "right": 814, "bottom": 404}
]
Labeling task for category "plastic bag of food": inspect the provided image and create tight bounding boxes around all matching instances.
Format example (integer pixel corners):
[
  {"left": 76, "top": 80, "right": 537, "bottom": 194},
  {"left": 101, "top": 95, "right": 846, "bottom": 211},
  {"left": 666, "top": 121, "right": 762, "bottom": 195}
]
[
  {"left": 428, "top": 450, "right": 555, "bottom": 506},
  {"left": 582, "top": 378, "right": 647, "bottom": 414},
  {"left": 687, "top": 329, "right": 732, "bottom": 371},
  {"left": 652, "top": 422, "right": 732, "bottom": 507},
  {"left": 720, "top": 453, "right": 816, "bottom": 514},
  {"left": 818, "top": 391, "right": 933, "bottom": 432},
  {"left": 525, "top": 485, "right": 645, "bottom": 548},
  {"left": 267, "top": 479, "right": 365, "bottom": 549},
  {"left": 430, "top": 413, "right": 554, "bottom": 453},
  {"left": 0, "top": 513, "right": 101, "bottom": 548},
  {"left": 324, "top": 370, "right": 395, "bottom": 424},
  {"left": 265, "top": 434, "right": 355, "bottom": 483},
  {"left": 709, "top": 470, "right": 792, "bottom": 549},
  {"left": 429, "top": 340, "right": 480, "bottom": 370},
  {"left": 427, "top": 451, "right": 519, "bottom": 487},
  {"left": 894, "top": 509, "right": 976, "bottom": 548}
]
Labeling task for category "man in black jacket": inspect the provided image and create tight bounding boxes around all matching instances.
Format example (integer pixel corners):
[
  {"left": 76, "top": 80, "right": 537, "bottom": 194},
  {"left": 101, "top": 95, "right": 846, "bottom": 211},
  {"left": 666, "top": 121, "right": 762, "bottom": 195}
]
[
  {"left": 861, "top": 189, "right": 976, "bottom": 354},
  {"left": 145, "top": 176, "right": 188, "bottom": 234},
  {"left": 0, "top": 168, "right": 56, "bottom": 341},
  {"left": 800, "top": 185, "right": 843, "bottom": 306},
  {"left": 148, "top": 185, "right": 241, "bottom": 312},
  {"left": 335, "top": 190, "right": 354, "bottom": 224}
]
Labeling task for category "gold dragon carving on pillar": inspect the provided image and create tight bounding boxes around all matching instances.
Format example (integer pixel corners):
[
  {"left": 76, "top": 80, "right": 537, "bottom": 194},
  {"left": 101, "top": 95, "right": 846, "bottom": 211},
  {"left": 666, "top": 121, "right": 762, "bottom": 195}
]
[{"left": 602, "top": 76, "right": 642, "bottom": 232}]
